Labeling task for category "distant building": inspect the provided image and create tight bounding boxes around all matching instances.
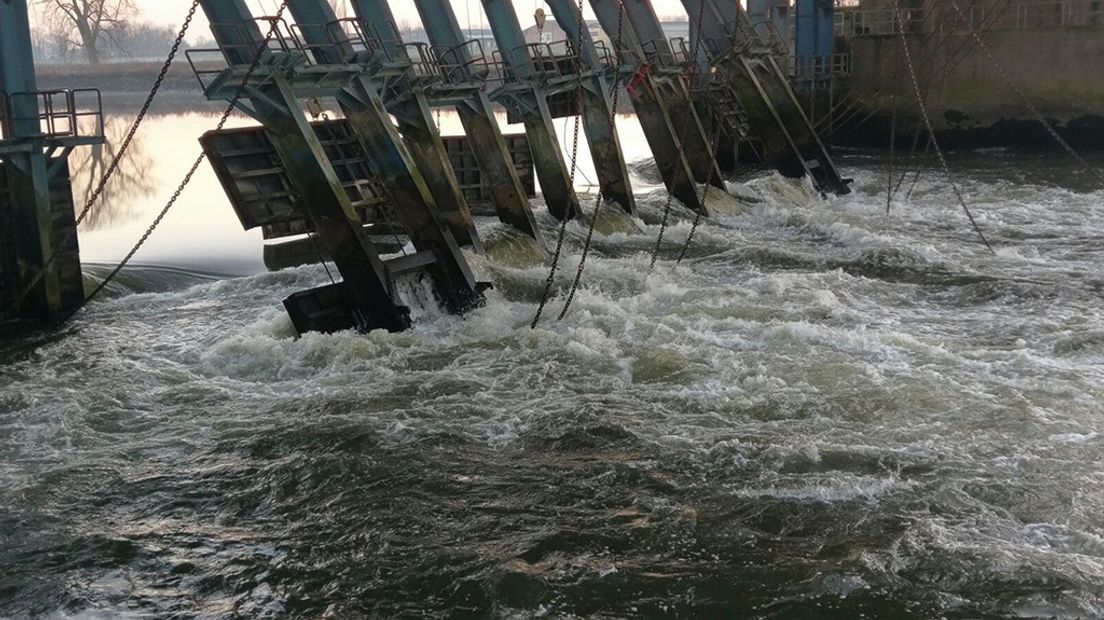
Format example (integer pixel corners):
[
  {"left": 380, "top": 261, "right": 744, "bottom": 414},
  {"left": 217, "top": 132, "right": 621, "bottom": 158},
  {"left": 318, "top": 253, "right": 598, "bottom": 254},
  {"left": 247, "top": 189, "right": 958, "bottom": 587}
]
[
  {"left": 521, "top": 19, "right": 610, "bottom": 46},
  {"left": 518, "top": 19, "right": 691, "bottom": 49}
]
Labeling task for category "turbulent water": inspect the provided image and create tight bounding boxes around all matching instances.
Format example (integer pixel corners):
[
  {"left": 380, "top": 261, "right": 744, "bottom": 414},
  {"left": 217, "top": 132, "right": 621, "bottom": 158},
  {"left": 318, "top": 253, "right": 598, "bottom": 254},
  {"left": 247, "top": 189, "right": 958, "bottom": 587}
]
[{"left": 3, "top": 149, "right": 1104, "bottom": 618}]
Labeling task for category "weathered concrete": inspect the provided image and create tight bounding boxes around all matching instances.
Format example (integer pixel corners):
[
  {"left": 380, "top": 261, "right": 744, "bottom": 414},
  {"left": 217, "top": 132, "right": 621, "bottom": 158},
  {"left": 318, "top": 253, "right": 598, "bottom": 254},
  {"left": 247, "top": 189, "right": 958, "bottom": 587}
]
[{"left": 835, "top": 18, "right": 1104, "bottom": 148}]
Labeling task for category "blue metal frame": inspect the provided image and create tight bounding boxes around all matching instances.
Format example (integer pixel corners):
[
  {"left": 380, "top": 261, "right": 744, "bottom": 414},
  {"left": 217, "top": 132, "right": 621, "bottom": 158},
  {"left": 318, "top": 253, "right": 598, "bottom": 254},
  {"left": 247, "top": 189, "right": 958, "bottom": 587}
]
[{"left": 794, "top": 0, "right": 835, "bottom": 92}]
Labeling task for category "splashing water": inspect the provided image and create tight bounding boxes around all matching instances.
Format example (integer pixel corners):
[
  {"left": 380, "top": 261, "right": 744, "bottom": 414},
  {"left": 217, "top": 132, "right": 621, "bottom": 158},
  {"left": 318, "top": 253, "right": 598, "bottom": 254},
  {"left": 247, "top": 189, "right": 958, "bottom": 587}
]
[{"left": 2, "top": 150, "right": 1104, "bottom": 618}]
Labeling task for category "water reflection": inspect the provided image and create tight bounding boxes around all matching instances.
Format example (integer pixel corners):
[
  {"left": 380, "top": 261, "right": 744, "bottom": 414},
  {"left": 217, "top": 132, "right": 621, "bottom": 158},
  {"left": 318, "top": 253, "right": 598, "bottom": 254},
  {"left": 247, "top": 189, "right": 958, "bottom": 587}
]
[{"left": 72, "top": 118, "right": 158, "bottom": 231}]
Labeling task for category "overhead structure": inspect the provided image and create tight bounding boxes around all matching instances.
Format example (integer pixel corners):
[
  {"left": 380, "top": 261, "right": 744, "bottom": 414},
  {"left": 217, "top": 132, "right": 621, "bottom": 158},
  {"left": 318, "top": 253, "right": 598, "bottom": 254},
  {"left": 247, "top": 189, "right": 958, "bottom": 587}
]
[
  {"left": 587, "top": 0, "right": 722, "bottom": 215},
  {"left": 0, "top": 0, "right": 104, "bottom": 330},
  {"left": 542, "top": 0, "right": 638, "bottom": 216},
  {"left": 678, "top": 0, "right": 851, "bottom": 195},
  {"left": 345, "top": 0, "right": 546, "bottom": 244},
  {"left": 194, "top": 0, "right": 486, "bottom": 334}
]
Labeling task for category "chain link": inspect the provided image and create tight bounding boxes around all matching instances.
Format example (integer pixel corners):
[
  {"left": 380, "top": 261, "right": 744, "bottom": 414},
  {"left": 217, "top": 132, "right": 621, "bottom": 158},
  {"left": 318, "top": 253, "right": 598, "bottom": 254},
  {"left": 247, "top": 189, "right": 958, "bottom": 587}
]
[
  {"left": 80, "top": 2, "right": 293, "bottom": 309},
  {"left": 894, "top": 0, "right": 994, "bottom": 254},
  {"left": 1, "top": 0, "right": 201, "bottom": 323},
  {"left": 530, "top": 0, "right": 590, "bottom": 329},
  {"left": 555, "top": 0, "right": 629, "bottom": 321}
]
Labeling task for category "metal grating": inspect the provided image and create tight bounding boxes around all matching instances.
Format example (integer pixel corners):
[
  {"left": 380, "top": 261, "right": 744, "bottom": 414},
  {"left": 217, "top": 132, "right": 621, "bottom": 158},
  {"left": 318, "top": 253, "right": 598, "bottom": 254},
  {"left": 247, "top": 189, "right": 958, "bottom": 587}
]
[
  {"left": 203, "top": 119, "right": 536, "bottom": 239},
  {"left": 200, "top": 119, "right": 391, "bottom": 240},
  {"left": 442, "top": 133, "right": 536, "bottom": 203}
]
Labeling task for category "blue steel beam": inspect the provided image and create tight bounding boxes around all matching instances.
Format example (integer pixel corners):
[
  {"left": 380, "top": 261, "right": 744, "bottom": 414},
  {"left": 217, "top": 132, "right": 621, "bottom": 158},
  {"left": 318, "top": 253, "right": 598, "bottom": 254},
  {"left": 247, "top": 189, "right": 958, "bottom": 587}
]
[
  {"left": 477, "top": 0, "right": 582, "bottom": 221},
  {"left": 1, "top": 0, "right": 70, "bottom": 319},
  {"left": 535, "top": 0, "right": 638, "bottom": 215},
  {"left": 349, "top": 0, "right": 544, "bottom": 244},
  {"left": 286, "top": 0, "right": 482, "bottom": 251},
  {"left": 794, "top": 0, "right": 835, "bottom": 92}
]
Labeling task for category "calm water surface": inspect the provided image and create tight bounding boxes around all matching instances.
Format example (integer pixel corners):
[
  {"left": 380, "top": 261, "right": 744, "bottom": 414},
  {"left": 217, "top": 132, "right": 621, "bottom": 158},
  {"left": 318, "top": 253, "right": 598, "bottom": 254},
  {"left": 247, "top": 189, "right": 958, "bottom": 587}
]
[{"left": 1, "top": 111, "right": 1103, "bottom": 618}]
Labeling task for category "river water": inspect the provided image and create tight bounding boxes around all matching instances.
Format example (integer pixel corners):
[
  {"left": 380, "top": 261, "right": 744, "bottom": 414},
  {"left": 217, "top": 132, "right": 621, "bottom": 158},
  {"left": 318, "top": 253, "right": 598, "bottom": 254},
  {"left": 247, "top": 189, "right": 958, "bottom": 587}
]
[{"left": 2, "top": 112, "right": 1104, "bottom": 618}]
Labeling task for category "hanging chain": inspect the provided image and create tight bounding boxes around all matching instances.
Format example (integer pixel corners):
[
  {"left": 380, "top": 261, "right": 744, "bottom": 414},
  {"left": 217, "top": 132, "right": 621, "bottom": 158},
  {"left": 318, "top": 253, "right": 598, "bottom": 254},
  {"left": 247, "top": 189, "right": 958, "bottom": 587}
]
[
  {"left": 80, "top": 2, "right": 293, "bottom": 308},
  {"left": 894, "top": 0, "right": 994, "bottom": 254},
  {"left": 887, "top": 26, "right": 901, "bottom": 215},
  {"left": 555, "top": 0, "right": 629, "bottom": 320},
  {"left": 1, "top": 0, "right": 201, "bottom": 322},
  {"left": 530, "top": 0, "right": 590, "bottom": 329},
  {"left": 77, "top": 0, "right": 201, "bottom": 231}
]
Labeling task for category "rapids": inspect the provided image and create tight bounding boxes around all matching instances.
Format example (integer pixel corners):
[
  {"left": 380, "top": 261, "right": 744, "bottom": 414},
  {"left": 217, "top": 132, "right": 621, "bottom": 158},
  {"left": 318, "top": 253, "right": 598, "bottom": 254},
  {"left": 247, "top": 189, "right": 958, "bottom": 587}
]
[{"left": 2, "top": 145, "right": 1104, "bottom": 617}]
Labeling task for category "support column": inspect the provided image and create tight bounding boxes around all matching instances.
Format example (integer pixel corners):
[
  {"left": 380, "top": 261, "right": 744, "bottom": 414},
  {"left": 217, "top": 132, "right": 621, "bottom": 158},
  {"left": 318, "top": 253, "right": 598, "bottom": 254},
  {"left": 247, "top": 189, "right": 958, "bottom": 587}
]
[
  {"left": 0, "top": 0, "right": 64, "bottom": 319},
  {"left": 794, "top": 0, "right": 835, "bottom": 94},
  {"left": 588, "top": 0, "right": 709, "bottom": 214},
  {"left": 287, "top": 0, "right": 482, "bottom": 251},
  {"left": 545, "top": 0, "right": 637, "bottom": 215},
  {"left": 619, "top": 0, "right": 724, "bottom": 190},
  {"left": 479, "top": 0, "right": 582, "bottom": 221},
  {"left": 361, "top": 0, "right": 544, "bottom": 244}
]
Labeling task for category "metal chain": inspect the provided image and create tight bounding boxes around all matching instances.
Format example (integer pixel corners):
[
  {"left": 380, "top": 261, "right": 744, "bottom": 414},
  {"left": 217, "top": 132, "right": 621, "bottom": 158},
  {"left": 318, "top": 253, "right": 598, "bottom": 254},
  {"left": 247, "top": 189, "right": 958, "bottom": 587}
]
[
  {"left": 887, "top": 29, "right": 900, "bottom": 215},
  {"left": 894, "top": 0, "right": 994, "bottom": 254},
  {"left": 556, "top": 0, "right": 629, "bottom": 321},
  {"left": 650, "top": 0, "right": 711, "bottom": 270},
  {"left": 80, "top": 2, "right": 292, "bottom": 309},
  {"left": 530, "top": 0, "right": 590, "bottom": 329},
  {"left": 948, "top": 0, "right": 1104, "bottom": 187},
  {"left": 1, "top": 0, "right": 201, "bottom": 323}
]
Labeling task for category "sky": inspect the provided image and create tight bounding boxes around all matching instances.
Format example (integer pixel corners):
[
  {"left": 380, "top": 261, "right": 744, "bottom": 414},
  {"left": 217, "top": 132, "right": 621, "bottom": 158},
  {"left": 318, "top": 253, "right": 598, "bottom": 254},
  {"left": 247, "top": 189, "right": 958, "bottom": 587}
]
[{"left": 106, "top": 0, "right": 700, "bottom": 35}]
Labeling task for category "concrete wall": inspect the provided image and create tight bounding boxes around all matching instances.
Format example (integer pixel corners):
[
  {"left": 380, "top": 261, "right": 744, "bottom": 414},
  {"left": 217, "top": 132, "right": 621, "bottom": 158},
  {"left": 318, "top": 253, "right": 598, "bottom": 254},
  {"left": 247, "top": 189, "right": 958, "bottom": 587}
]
[{"left": 835, "top": 17, "right": 1104, "bottom": 147}]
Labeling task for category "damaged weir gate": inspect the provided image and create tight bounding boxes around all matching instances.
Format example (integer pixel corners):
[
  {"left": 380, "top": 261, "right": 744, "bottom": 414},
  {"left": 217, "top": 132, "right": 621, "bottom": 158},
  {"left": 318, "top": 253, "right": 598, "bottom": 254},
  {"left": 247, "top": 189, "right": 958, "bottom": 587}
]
[{"left": 0, "top": 0, "right": 851, "bottom": 338}]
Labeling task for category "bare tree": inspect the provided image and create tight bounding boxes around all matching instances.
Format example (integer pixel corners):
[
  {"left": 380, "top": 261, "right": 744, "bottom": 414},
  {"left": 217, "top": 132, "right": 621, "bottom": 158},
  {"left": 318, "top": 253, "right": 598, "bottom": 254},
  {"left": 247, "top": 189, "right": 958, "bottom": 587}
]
[{"left": 35, "top": 0, "right": 137, "bottom": 64}]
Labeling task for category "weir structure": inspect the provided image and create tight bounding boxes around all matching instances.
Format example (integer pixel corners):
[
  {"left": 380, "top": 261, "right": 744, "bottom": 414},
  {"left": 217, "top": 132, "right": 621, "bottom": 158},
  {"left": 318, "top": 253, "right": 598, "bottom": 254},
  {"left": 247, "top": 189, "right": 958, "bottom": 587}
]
[
  {"left": 193, "top": 0, "right": 492, "bottom": 334},
  {"left": 0, "top": 0, "right": 104, "bottom": 332},
  {"left": 676, "top": 0, "right": 851, "bottom": 194},
  {"left": 589, "top": 0, "right": 723, "bottom": 214},
  {"left": 2, "top": 0, "right": 854, "bottom": 338}
]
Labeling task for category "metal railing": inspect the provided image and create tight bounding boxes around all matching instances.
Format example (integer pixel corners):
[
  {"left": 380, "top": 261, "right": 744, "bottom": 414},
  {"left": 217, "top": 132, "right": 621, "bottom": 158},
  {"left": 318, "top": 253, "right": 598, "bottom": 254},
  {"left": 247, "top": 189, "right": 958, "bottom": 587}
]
[
  {"left": 837, "top": 0, "right": 1103, "bottom": 35},
  {"left": 834, "top": 7, "right": 925, "bottom": 36},
  {"left": 789, "top": 53, "right": 852, "bottom": 80},
  {"left": 434, "top": 40, "right": 497, "bottom": 84},
  {"left": 1, "top": 89, "right": 104, "bottom": 142}
]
